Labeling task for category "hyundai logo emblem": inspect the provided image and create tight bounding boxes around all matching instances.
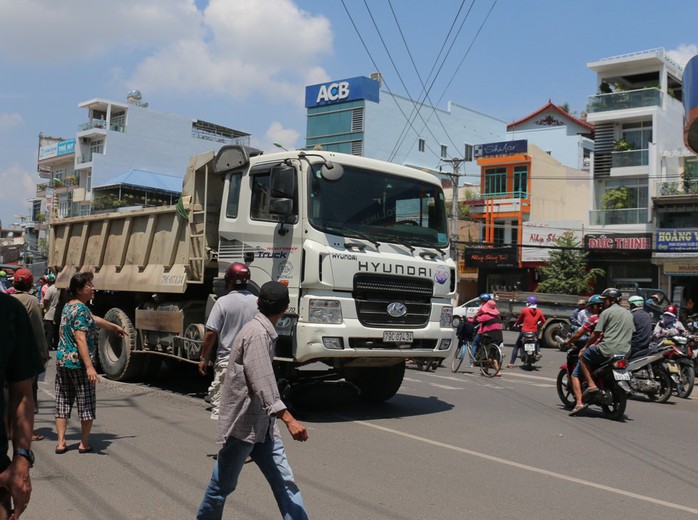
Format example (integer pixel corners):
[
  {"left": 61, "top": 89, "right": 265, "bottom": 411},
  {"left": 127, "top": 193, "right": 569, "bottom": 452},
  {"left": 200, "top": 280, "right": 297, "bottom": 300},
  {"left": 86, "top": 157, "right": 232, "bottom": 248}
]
[{"left": 387, "top": 302, "right": 407, "bottom": 317}]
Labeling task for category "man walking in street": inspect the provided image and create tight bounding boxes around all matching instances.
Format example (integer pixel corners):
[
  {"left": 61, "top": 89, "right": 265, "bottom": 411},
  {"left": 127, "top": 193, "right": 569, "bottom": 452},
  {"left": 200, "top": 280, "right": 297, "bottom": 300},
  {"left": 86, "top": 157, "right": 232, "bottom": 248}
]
[
  {"left": 198, "top": 263, "right": 258, "bottom": 419},
  {"left": 40, "top": 274, "right": 58, "bottom": 351},
  {"left": 0, "top": 293, "right": 45, "bottom": 519},
  {"left": 197, "top": 281, "right": 309, "bottom": 520}
]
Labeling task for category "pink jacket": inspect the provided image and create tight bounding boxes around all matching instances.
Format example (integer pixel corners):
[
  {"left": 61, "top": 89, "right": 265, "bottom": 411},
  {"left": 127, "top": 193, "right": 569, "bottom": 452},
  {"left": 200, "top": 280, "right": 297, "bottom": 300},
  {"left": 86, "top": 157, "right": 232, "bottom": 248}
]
[{"left": 476, "top": 300, "right": 503, "bottom": 333}]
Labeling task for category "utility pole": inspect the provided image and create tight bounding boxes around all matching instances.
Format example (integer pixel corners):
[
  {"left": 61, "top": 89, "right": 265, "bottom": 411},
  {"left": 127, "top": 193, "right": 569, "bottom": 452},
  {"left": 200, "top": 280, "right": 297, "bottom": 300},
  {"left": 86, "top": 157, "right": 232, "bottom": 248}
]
[{"left": 442, "top": 158, "right": 463, "bottom": 260}]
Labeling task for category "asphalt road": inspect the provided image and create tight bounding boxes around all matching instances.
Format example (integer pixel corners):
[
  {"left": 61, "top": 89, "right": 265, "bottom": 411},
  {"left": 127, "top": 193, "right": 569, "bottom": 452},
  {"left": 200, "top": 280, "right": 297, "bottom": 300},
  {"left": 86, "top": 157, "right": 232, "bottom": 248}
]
[{"left": 26, "top": 331, "right": 698, "bottom": 519}]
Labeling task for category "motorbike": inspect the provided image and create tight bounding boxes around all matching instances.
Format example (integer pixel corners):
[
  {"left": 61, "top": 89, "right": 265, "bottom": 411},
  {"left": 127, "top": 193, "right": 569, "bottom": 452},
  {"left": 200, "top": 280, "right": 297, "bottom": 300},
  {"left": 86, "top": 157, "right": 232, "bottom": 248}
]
[
  {"left": 520, "top": 331, "right": 538, "bottom": 370},
  {"left": 625, "top": 344, "right": 673, "bottom": 403},
  {"left": 556, "top": 346, "right": 630, "bottom": 420},
  {"left": 659, "top": 335, "right": 696, "bottom": 399},
  {"left": 686, "top": 313, "right": 698, "bottom": 334}
]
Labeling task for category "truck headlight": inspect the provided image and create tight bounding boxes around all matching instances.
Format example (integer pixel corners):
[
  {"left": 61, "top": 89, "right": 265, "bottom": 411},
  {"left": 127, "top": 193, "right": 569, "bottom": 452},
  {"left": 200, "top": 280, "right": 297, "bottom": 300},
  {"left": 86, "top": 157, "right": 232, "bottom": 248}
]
[
  {"left": 309, "top": 299, "right": 343, "bottom": 324},
  {"left": 440, "top": 306, "right": 453, "bottom": 327}
]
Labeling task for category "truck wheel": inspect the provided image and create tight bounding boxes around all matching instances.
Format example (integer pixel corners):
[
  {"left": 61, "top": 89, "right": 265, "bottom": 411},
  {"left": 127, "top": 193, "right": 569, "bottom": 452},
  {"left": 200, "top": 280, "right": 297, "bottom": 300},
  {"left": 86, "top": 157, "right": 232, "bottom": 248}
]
[
  {"left": 99, "top": 308, "right": 142, "bottom": 382},
  {"left": 542, "top": 322, "right": 566, "bottom": 349},
  {"left": 346, "top": 362, "right": 405, "bottom": 402}
]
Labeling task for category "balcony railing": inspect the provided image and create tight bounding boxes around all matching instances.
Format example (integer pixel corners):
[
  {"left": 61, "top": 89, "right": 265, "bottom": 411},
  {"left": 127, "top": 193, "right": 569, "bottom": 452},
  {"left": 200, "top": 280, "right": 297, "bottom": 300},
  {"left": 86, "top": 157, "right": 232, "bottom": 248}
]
[
  {"left": 478, "top": 190, "right": 529, "bottom": 200},
  {"left": 587, "top": 88, "right": 662, "bottom": 113},
  {"left": 611, "top": 149, "right": 649, "bottom": 168},
  {"left": 656, "top": 180, "right": 698, "bottom": 196},
  {"left": 589, "top": 207, "right": 648, "bottom": 225}
]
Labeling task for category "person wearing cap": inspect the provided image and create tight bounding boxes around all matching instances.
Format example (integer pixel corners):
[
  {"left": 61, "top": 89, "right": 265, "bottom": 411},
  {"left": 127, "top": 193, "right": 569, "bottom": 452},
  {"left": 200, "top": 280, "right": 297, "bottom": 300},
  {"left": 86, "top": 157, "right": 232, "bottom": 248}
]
[
  {"left": 197, "top": 281, "right": 309, "bottom": 520},
  {"left": 628, "top": 295, "right": 652, "bottom": 356},
  {"left": 652, "top": 305, "right": 686, "bottom": 341},
  {"left": 11, "top": 270, "right": 50, "bottom": 441},
  {"left": 0, "top": 271, "right": 7, "bottom": 293},
  {"left": 198, "top": 263, "right": 258, "bottom": 420},
  {"left": 41, "top": 273, "right": 59, "bottom": 351}
]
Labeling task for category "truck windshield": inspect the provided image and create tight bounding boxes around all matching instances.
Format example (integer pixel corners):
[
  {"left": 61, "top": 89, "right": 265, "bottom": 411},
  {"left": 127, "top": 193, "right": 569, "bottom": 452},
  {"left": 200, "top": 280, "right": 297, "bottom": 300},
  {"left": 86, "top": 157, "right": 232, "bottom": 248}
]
[{"left": 307, "top": 162, "right": 449, "bottom": 247}]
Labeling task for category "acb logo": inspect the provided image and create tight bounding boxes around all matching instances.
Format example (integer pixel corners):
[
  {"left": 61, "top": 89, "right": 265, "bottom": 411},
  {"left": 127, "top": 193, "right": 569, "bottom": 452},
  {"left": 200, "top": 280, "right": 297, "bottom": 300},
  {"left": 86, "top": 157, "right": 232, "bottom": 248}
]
[{"left": 316, "top": 82, "right": 350, "bottom": 103}]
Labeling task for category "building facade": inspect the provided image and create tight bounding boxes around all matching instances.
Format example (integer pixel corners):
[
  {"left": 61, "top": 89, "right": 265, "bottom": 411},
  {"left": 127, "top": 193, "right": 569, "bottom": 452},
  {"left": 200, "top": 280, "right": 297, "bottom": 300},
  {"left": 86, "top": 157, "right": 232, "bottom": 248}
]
[{"left": 584, "top": 49, "right": 687, "bottom": 295}]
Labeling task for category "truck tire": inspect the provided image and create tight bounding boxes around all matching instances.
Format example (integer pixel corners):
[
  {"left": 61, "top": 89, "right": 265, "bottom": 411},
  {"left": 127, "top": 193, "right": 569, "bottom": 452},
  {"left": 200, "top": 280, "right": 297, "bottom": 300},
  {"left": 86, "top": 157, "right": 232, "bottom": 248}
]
[
  {"left": 99, "top": 308, "right": 142, "bottom": 382},
  {"left": 346, "top": 362, "right": 405, "bottom": 402},
  {"left": 542, "top": 322, "right": 567, "bottom": 349}
]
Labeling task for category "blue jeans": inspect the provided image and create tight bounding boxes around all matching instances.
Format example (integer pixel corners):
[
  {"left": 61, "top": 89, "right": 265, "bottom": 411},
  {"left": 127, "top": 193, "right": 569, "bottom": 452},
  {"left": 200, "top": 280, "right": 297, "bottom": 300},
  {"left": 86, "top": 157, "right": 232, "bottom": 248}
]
[
  {"left": 197, "top": 434, "right": 308, "bottom": 520},
  {"left": 510, "top": 332, "right": 540, "bottom": 364},
  {"left": 572, "top": 344, "right": 607, "bottom": 378}
]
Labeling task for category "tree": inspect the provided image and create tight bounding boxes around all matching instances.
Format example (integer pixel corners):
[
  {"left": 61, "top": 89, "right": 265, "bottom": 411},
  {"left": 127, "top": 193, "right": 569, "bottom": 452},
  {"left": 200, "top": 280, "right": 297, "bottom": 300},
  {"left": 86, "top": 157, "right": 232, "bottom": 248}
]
[{"left": 536, "top": 231, "right": 604, "bottom": 295}]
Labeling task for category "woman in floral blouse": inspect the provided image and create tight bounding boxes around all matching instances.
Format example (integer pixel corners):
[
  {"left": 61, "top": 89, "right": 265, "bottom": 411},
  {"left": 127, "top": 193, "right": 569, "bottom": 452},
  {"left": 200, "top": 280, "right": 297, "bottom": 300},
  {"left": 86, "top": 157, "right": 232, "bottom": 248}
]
[{"left": 54, "top": 272, "right": 126, "bottom": 454}]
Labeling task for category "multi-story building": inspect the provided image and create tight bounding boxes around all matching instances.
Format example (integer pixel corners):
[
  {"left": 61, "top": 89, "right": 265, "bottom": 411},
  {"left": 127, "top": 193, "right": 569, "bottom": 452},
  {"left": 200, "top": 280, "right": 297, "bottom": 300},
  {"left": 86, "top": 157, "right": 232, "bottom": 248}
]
[
  {"left": 584, "top": 48, "right": 686, "bottom": 292},
  {"left": 36, "top": 91, "right": 250, "bottom": 220}
]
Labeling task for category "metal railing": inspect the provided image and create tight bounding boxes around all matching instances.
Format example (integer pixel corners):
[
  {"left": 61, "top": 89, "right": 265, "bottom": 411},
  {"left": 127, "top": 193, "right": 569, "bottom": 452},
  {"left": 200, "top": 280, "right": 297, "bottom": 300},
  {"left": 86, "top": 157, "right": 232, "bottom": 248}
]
[
  {"left": 611, "top": 149, "right": 649, "bottom": 168},
  {"left": 656, "top": 180, "right": 698, "bottom": 196},
  {"left": 587, "top": 88, "right": 662, "bottom": 113},
  {"left": 589, "top": 207, "right": 648, "bottom": 225},
  {"left": 477, "top": 190, "right": 529, "bottom": 200}
]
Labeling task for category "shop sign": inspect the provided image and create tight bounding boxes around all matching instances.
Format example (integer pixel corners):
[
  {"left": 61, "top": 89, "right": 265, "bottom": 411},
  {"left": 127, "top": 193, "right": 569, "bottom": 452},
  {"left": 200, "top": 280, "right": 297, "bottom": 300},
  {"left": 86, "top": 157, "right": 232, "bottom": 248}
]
[
  {"left": 522, "top": 221, "right": 582, "bottom": 262},
  {"left": 474, "top": 139, "right": 527, "bottom": 158},
  {"left": 663, "top": 261, "right": 698, "bottom": 276},
  {"left": 584, "top": 233, "right": 652, "bottom": 250},
  {"left": 463, "top": 246, "right": 518, "bottom": 267},
  {"left": 656, "top": 228, "right": 698, "bottom": 251}
]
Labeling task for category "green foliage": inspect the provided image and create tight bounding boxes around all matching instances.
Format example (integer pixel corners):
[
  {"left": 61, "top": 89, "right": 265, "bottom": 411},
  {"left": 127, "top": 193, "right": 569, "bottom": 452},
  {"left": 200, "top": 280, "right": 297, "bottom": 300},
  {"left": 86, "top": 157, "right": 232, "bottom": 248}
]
[
  {"left": 536, "top": 231, "right": 604, "bottom": 295},
  {"left": 601, "top": 186, "right": 631, "bottom": 210},
  {"left": 613, "top": 138, "right": 633, "bottom": 151}
]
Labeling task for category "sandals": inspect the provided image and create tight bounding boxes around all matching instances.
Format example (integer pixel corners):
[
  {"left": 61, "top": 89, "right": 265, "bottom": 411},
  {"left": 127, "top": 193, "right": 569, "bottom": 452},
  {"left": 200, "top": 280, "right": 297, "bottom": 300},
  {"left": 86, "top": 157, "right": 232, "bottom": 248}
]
[
  {"left": 569, "top": 403, "right": 588, "bottom": 416},
  {"left": 55, "top": 445, "right": 68, "bottom": 454},
  {"left": 32, "top": 433, "right": 44, "bottom": 441},
  {"left": 78, "top": 446, "right": 93, "bottom": 454},
  {"left": 582, "top": 387, "right": 600, "bottom": 398}
]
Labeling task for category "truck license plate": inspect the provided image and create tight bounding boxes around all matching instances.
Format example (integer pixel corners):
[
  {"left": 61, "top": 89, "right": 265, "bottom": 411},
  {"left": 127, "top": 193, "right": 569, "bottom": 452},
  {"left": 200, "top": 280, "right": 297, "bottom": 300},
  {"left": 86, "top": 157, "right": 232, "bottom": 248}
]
[
  {"left": 524, "top": 343, "right": 536, "bottom": 353},
  {"left": 613, "top": 370, "right": 630, "bottom": 381},
  {"left": 383, "top": 331, "right": 413, "bottom": 343}
]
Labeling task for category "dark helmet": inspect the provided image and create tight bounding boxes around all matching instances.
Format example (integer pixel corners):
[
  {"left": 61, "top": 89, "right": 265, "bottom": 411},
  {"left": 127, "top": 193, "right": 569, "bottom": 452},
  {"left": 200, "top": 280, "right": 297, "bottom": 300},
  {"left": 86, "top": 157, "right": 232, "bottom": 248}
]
[
  {"left": 224, "top": 263, "right": 251, "bottom": 286},
  {"left": 663, "top": 305, "right": 678, "bottom": 318},
  {"left": 600, "top": 288, "right": 622, "bottom": 303},
  {"left": 479, "top": 293, "right": 492, "bottom": 302},
  {"left": 586, "top": 294, "right": 603, "bottom": 307}
]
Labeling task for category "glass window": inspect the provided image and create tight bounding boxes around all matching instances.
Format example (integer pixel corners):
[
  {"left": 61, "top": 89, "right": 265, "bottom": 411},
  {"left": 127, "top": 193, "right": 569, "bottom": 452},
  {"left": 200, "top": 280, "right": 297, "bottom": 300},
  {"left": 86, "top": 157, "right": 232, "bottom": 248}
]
[
  {"left": 250, "top": 166, "right": 297, "bottom": 222},
  {"left": 513, "top": 165, "right": 528, "bottom": 197},
  {"left": 493, "top": 225, "right": 505, "bottom": 245},
  {"left": 484, "top": 167, "right": 507, "bottom": 196},
  {"left": 441, "top": 145, "right": 447, "bottom": 158},
  {"left": 600, "top": 177, "right": 648, "bottom": 208},
  {"left": 225, "top": 172, "right": 242, "bottom": 218},
  {"left": 91, "top": 139, "right": 104, "bottom": 154},
  {"left": 307, "top": 163, "right": 448, "bottom": 247},
  {"left": 418, "top": 138, "right": 425, "bottom": 152},
  {"left": 622, "top": 120, "right": 652, "bottom": 150}
]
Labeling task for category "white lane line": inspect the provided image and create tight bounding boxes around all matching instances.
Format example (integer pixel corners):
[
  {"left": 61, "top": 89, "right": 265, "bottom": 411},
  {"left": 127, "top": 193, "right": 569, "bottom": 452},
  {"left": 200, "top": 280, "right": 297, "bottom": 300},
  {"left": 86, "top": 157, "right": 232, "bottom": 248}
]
[
  {"left": 351, "top": 419, "right": 698, "bottom": 516},
  {"left": 429, "top": 383, "right": 463, "bottom": 390},
  {"left": 430, "top": 371, "right": 557, "bottom": 383}
]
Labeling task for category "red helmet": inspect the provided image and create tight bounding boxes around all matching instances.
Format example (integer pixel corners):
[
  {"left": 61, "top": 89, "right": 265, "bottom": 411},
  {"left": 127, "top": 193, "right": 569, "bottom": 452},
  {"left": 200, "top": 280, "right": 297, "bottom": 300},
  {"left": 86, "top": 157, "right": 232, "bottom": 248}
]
[
  {"left": 13, "top": 268, "right": 33, "bottom": 286},
  {"left": 664, "top": 305, "right": 678, "bottom": 318},
  {"left": 224, "top": 262, "right": 251, "bottom": 286}
]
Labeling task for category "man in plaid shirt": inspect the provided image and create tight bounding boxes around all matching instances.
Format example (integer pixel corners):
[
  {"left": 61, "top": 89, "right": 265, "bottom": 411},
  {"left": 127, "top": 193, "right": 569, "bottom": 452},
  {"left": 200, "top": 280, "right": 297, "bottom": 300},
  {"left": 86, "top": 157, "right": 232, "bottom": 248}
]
[{"left": 197, "top": 281, "right": 309, "bottom": 520}]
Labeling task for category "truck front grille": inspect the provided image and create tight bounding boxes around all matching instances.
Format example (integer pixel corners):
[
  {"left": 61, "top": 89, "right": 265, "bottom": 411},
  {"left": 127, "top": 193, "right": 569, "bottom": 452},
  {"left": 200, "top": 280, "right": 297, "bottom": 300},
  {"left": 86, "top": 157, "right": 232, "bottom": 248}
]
[{"left": 353, "top": 274, "right": 433, "bottom": 329}]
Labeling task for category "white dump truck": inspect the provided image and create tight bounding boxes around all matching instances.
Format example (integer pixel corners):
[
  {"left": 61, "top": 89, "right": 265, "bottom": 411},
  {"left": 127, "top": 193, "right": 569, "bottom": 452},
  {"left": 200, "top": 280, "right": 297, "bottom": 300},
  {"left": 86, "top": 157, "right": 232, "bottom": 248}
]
[{"left": 49, "top": 146, "right": 456, "bottom": 401}]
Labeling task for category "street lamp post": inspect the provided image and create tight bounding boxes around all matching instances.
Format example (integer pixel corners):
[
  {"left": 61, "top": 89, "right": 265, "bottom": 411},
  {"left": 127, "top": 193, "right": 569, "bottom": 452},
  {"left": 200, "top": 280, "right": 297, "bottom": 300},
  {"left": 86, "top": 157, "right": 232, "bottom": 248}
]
[{"left": 442, "top": 159, "right": 463, "bottom": 260}]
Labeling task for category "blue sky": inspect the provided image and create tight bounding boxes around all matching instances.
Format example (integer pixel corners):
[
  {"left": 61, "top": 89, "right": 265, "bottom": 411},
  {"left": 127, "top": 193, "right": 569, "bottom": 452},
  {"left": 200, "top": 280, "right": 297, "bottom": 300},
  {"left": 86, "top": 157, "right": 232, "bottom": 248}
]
[{"left": 1, "top": 0, "right": 696, "bottom": 227}]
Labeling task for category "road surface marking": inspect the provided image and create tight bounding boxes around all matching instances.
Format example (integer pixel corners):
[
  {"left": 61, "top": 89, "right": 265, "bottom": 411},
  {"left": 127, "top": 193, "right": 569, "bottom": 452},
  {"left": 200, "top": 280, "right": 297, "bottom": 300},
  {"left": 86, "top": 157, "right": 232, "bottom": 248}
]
[
  {"left": 429, "top": 383, "right": 463, "bottom": 390},
  {"left": 351, "top": 419, "right": 698, "bottom": 516}
]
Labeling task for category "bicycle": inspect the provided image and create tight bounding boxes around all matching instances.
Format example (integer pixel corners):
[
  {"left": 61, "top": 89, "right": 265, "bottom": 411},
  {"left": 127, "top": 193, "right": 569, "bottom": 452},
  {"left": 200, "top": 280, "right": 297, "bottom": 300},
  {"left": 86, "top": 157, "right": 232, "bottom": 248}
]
[{"left": 451, "top": 333, "right": 503, "bottom": 377}]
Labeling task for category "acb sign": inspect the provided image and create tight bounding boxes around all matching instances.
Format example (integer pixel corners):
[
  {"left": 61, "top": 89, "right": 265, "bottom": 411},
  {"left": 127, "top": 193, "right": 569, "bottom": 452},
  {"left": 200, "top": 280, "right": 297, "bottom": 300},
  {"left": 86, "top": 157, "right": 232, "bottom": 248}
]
[{"left": 305, "top": 76, "right": 380, "bottom": 108}]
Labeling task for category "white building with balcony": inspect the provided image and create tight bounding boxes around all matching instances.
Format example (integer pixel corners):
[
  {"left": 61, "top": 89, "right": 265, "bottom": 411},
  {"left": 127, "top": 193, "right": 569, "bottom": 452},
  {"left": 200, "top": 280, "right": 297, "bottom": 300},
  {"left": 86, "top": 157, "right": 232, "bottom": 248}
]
[
  {"left": 584, "top": 48, "right": 686, "bottom": 288},
  {"left": 37, "top": 92, "right": 250, "bottom": 219}
]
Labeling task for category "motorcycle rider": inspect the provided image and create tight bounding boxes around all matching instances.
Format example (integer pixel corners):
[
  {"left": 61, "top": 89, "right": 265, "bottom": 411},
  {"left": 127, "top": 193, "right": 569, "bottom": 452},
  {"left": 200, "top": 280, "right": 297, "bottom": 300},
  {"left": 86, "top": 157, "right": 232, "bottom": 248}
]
[
  {"left": 563, "top": 295, "right": 603, "bottom": 348},
  {"left": 507, "top": 296, "right": 546, "bottom": 368},
  {"left": 569, "top": 288, "right": 633, "bottom": 416},
  {"left": 652, "top": 305, "right": 687, "bottom": 341},
  {"left": 569, "top": 299, "right": 588, "bottom": 332},
  {"left": 628, "top": 295, "right": 653, "bottom": 357}
]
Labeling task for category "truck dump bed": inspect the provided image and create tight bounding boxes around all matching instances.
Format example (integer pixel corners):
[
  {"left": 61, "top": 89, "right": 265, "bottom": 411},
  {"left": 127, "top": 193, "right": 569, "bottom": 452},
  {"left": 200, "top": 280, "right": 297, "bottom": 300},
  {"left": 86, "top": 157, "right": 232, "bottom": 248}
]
[{"left": 49, "top": 151, "right": 222, "bottom": 293}]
